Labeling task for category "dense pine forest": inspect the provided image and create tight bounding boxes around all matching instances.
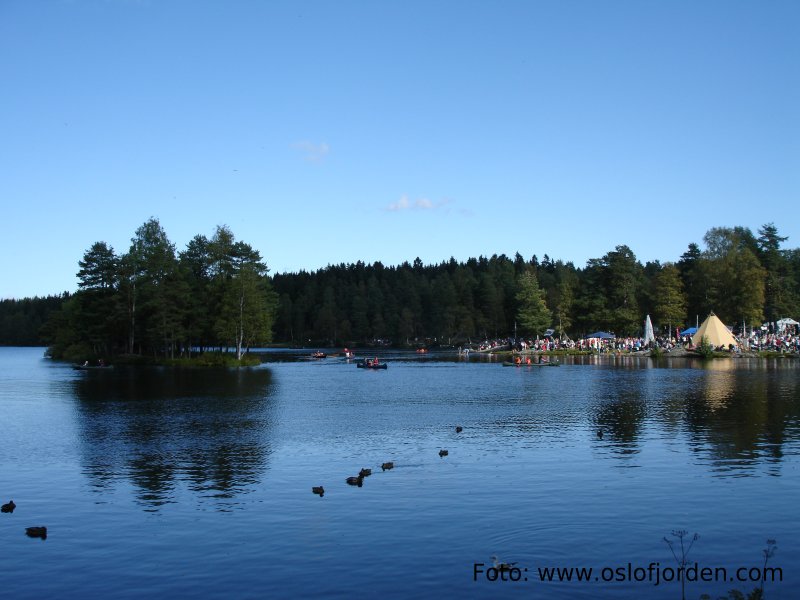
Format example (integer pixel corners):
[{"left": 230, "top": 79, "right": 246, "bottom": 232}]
[{"left": 1, "top": 219, "right": 798, "bottom": 361}]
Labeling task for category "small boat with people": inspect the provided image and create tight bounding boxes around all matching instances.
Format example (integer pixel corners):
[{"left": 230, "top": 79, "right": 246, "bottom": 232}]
[
  {"left": 357, "top": 358, "right": 388, "bottom": 370},
  {"left": 502, "top": 357, "right": 559, "bottom": 367},
  {"left": 310, "top": 351, "right": 327, "bottom": 359}
]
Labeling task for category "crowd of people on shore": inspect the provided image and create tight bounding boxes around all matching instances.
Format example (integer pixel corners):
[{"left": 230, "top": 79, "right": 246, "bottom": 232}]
[
  {"left": 515, "top": 336, "right": 678, "bottom": 354},
  {"left": 742, "top": 328, "right": 800, "bottom": 353},
  {"left": 471, "top": 322, "right": 800, "bottom": 355}
]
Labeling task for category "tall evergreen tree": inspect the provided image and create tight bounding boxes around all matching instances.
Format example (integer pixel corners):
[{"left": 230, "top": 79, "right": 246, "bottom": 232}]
[
  {"left": 74, "top": 242, "right": 119, "bottom": 356},
  {"left": 757, "top": 223, "right": 792, "bottom": 322},
  {"left": 179, "top": 235, "right": 214, "bottom": 352},
  {"left": 124, "top": 218, "right": 180, "bottom": 357},
  {"left": 515, "top": 267, "right": 550, "bottom": 337},
  {"left": 652, "top": 263, "right": 686, "bottom": 337},
  {"left": 603, "top": 245, "right": 643, "bottom": 335},
  {"left": 677, "top": 243, "right": 709, "bottom": 327},
  {"left": 77, "top": 242, "right": 118, "bottom": 291}
]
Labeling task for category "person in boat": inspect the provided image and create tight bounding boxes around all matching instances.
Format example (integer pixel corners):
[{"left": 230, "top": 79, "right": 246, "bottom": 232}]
[
  {"left": 515, "top": 356, "right": 521, "bottom": 364},
  {"left": 526, "top": 357, "right": 531, "bottom": 365},
  {"left": 373, "top": 357, "right": 379, "bottom": 364}
]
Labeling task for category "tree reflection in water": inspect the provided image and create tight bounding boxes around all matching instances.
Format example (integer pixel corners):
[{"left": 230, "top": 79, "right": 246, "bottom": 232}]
[
  {"left": 71, "top": 366, "right": 274, "bottom": 510},
  {"left": 584, "top": 358, "right": 800, "bottom": 475}
]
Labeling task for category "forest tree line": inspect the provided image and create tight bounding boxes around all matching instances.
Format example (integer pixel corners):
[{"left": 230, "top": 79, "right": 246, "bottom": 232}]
[{"left": 1, "top": 221, "right": 798, "bottom": 359}]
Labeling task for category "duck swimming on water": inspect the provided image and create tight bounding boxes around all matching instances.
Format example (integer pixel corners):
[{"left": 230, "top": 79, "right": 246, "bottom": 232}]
[
  {"left": 26, "top": 526, "right": 47, "bottom": 539},
  {"left": 491, "top": 555, "right": 517, "bottom": 571},
  {"left": 346, "top": 475, "right": 364, "bottom": 487},
  {"left": 1, "top": 500, "right": 15, "bottom": 513}
]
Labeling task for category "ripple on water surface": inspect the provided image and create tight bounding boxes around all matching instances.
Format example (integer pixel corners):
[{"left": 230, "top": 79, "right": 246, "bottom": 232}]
[{"left": 0, "top": 349, "right": 798, "bottom": 599}]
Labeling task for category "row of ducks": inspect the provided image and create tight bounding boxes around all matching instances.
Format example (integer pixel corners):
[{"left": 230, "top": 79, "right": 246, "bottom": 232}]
[
  {"left": 307, "top": 428, "right": 515, "bottom": 573},
  {"left": 313, "top": 463, "right": 395, "bottom": 496},
  {"left": 311, "top": 426, "right": 462, "bottom": 497},
  {"left": 1, "top": 500, "right": 48, "bottom": 540}
]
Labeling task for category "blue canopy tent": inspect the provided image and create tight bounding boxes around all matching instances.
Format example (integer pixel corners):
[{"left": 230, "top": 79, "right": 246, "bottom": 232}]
[
  {"left": 680, "top": 327, "right": 697, "bottom": 337},
  {"left": 584, "top": 331, "right": 615, "bottom": 339}
]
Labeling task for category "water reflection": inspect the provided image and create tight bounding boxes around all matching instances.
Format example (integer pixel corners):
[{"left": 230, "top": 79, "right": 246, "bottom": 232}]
[
  {"left": 575, "top": 358, "right": 800, "bottom": 473},
  {"left": 682, "top": 368, "right": 800, "bottom": 476},
  {"left": 594, "top": 391, "right": 646, "bottom": 457},
  {"left": 66, "top": 356, "right": 800, "bottom": 511},
  {"left": 70, "top": 367, "right": 274, "bottom": 510}
]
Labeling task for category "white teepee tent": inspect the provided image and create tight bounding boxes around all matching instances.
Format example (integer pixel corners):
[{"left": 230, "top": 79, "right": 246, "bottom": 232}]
[{"left": 643, "top": 315, "right": 655, "bottom": 345}]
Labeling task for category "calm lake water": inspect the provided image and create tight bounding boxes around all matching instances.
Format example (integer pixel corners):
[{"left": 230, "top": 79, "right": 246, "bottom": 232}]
[{"left": 1, "top": 347, "right": 798, "bottom": 599}]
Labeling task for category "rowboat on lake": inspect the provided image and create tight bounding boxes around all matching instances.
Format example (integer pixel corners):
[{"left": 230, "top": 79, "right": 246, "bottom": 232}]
[
  {"left": 502, "top": 359, "right": 559, "bottom": 367},
  {"left": 357, "top": 359, "right": 388, "bottom": 370}
]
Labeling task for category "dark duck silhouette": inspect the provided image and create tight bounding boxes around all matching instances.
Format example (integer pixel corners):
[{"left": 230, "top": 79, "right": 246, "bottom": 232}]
[
  {"left": 1, "top": 500, "right": 15, "bottom": 513},
  {"left": 346, "top": 475, "right": 364, "bottom": 487},
  {"left": 26, "top": 526, "right": 47, "bottom": 539},
  {"left": 439, "top": 449, "right": 449, "bottom": 457},
  {"left": 381, "top": 462, "right": 394, "bottom": 471},
  {"left": 312, "top": 486, "right": 324, "bottom": 496}
]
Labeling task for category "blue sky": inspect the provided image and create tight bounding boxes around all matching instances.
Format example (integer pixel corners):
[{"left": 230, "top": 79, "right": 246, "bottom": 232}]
[{"left": 1, "top": 0, "right": 798, "bottom": 299}]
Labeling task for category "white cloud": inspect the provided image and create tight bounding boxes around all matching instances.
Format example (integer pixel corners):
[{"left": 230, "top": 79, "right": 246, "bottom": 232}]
[
  {"left": 292, "top": 141, "right": 330, "bottom": 163},
  {"left": 387, "top": 195, "right": 411, "bottom": 211},
  {"left": 386, "top": 195, "right": 454, "bottom": 212}
]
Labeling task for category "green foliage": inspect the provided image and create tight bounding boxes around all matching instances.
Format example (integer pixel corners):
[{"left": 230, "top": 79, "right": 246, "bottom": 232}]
[
  {"left": 678, "top": 242, "right": 710, "bottom": 324},
  {"left": 40, "top": 219, "right": 277, "bottom": 362},
  {"left": 515, "top": 268, "right": 551, "bottom": 336},
  {"left": 697, "top": 336, "right": 716, "bottom": 360},
  {"left": 603, "top": 245, "right": 644, "bottom": 334},
  {"left": 0, "top": 294, "right": 66, "bottom": 346},
  {"left": 757, "top": 223, "right": 797, "bottom": 322},
  {"left": 701, "top": 227, "right": 767, "bottom": 325},
  {"left": 567, "top": 246, "right": 647, "bottom": 336},
  {"left": 3, "top": 221, "right": 795, "bottom": 351},
  {"left": 653, "top": 263, "right": 686, "bottom": 335}
]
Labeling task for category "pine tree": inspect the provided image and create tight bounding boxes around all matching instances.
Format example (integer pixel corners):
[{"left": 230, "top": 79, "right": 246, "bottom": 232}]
[
  {"left": 652, "top": 264, "right": 686, "bottom": 338},
  {"left": 515, "top": 268, "right": 551, "bottom": 337}
]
